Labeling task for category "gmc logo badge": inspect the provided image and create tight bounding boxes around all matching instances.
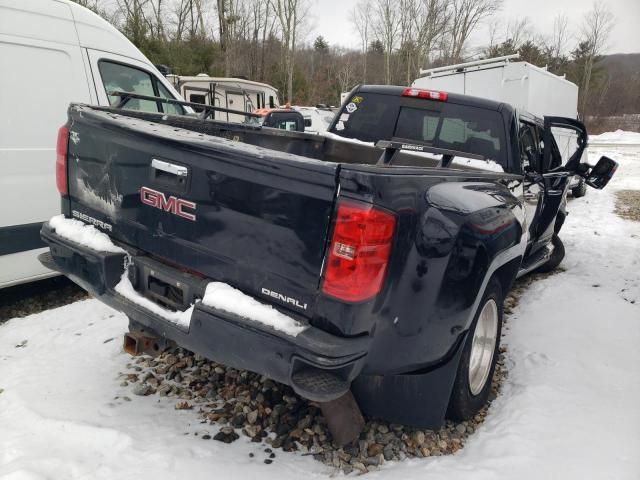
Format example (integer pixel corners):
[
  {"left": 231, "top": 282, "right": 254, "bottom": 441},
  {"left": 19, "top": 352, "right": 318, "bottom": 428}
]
[{"left": 140, "top": 186, "right": 196, "bottom": 221}]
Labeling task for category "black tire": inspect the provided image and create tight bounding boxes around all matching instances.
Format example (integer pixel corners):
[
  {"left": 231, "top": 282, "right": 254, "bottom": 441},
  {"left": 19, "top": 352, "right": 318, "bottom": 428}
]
[
  {"left": 571, "top": 179, "right": 587, "bottom": 198},
  {"left": 535, "top": 234, "right": 565, "bottom": 273},
  {"left": 447, "top": 278, "right": 503, "bottom": 421}
]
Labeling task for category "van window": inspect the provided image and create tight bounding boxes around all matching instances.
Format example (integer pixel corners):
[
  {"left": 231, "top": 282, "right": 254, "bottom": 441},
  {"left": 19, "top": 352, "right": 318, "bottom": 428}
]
[
  {"left": 157, "top": 82, "right": 183, "bottom": 115},
  {"left": 99, "top": 60, "right": 183, "bottom": 114}
]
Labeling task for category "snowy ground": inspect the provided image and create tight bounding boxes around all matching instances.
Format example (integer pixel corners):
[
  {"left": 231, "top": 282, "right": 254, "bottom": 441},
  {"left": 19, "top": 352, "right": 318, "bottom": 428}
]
[{"left": 1, "top": 139, "right": 639, "bottom": 480}]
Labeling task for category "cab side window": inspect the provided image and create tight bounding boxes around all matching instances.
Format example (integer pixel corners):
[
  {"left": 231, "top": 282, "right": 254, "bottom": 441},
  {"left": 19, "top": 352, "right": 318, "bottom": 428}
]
[
  {"left": 98, "top": 60, "right": 183, "bottom": 114},
  {"left": 519, "top": 123, "right": 540, "bottom": 172}
]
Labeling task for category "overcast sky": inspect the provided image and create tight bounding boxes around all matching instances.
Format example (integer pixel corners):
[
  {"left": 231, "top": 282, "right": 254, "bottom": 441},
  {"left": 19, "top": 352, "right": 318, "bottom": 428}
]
[{"left": 307, "top": 0, "right": 640, "bottom": 55}]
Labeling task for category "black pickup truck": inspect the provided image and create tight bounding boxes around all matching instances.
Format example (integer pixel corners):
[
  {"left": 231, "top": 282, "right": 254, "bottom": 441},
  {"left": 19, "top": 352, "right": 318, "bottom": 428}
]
[{"left": 40, "top": 85, "right": 616, "bottom": 435}]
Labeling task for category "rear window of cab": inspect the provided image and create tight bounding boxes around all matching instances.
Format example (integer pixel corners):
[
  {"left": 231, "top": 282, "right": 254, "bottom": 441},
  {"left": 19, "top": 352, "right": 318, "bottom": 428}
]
[{"left": 330, "top": 92, "right": 507, "bottom": 169}]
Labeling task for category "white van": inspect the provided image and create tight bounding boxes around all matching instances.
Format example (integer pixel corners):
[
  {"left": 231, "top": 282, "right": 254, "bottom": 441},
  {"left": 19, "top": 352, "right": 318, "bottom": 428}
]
[
  {"left": 167, "top": 74, "right": 280, "bottom": 123},
  {"left": 0, "top": 0, "right": 186, "bottom": 288}
]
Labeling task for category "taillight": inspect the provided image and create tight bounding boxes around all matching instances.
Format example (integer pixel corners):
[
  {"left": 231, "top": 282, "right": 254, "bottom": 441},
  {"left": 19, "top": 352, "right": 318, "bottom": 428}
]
[
  {"left": 56, "top": 125, "right": 69, "bottom": 195},
  {"left": 322, "top": 200, "right": 396, "bottom": 302},
  {"left": 402, "top": 87, "right": 448, "bottom": 101}
]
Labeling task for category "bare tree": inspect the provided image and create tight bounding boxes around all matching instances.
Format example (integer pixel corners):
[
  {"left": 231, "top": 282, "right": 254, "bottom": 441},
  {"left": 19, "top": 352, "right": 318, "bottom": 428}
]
[
  {"left": 448, "top": 0, "right": 502, "bottom": 61},
  {"left": 115, "top": 0, "right": 152, "bottom": 47},
  {"left": 550, "top": 13, "right": 569, "bottom": 58},
  {"left": 505, "top": 16, "right": 532, "bottom": 49},
  {"left": 351, "top": 0, "right": 371, "bottom": 83},
  {"left": 372, "top": 0, "right": 400, "bottom": 84},
  {"left": 269, "top": 0, "right": 310, "bottom": 103},
  {"left": 414, "top": 0, "right": 450, "bottom": 69},
  {"left": 578, "top": 1, "right": 615, "bottom": 117}
]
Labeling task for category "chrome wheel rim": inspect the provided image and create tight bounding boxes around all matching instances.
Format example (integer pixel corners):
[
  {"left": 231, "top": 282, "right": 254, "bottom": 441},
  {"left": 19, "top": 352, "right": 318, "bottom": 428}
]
[{"left": 468, "top": 298, "right": 498, "bottom": 396}]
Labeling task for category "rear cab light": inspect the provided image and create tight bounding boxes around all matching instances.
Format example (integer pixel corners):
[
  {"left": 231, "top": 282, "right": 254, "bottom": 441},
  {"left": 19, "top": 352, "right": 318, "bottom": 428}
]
[
  {"left": 56, "top": 125, "right": 69, "bottom": 195},
  {"left": 322, "top": 200, "right": 396, "bottom": 302},
  {"left": 402, "top": 87, "right": 448, "bottom": 102}
]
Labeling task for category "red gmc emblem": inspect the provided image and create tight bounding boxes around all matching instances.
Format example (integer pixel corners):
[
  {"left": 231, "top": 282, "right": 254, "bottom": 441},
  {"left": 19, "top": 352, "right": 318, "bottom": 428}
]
[{"left": 140, "top": 186, "right": 196, "bottom": 221}]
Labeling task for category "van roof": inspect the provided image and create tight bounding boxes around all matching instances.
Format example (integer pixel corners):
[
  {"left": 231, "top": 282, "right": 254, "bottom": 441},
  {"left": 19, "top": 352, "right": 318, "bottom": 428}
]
[{"left": 59, "top": 0, "right": 150, "bottom": 63}]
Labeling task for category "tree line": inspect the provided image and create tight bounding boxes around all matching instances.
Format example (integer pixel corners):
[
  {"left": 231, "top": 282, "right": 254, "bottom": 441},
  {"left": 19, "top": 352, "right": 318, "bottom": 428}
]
[{"left": 73, "top": 0, "right": 629, "bottom": 119}]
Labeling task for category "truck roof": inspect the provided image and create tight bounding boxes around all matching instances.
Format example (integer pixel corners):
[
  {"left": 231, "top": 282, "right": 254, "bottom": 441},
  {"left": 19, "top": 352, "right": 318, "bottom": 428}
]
[{"left": 356, "top": 85, "right": 514, "bottom": 115}]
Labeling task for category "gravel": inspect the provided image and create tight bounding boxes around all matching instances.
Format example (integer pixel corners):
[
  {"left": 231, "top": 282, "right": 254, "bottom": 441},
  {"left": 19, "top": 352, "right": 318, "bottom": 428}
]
[
  {"left": 0, "top": 277, "right": 87, "bottom": 324},
  {"left": 614, "top": 190, "right": 640, "bottom": 222},
  {"left": 116, "top": 272, "right": 553, "bottom": 474}
]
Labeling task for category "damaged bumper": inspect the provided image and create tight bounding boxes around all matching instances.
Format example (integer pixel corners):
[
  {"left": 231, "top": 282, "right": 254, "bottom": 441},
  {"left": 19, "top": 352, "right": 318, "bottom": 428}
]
[{"left": 40, "top": 222, "right": 370, "bottom": 403}]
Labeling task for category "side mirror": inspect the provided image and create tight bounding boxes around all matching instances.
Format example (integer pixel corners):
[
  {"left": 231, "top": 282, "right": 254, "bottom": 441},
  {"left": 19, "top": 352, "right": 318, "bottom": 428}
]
[{"left": 586, "top": 156, "right": 618, "bottom": 189}]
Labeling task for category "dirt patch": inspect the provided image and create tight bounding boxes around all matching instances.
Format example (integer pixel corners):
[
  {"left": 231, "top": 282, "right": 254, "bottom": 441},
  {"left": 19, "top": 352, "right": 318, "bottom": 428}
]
[{"left": 614, "top": 190, "right": 640, "bottom": 222}]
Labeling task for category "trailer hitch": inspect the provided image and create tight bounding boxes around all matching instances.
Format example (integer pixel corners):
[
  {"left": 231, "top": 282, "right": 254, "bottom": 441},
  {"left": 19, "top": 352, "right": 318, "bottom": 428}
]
[{"left": 123, "top": 331, "right": 172, "bottom": 357}]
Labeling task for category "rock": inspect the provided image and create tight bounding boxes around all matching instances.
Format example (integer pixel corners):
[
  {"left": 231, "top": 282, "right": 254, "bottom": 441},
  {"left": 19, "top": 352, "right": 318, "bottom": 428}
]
[
  {"left": 132, "top": 383, "right": 151, "bottom": 396},
  {"left": 383, "top": 444, "right": 395, "bottom": 461},
  {"left": 214, "top": 428, "right": 239, "bottom": 443},
  {"left": 455, "top": 424, "right": 467, "bottom": 434},
  {"left": 231, "top": 414, "right": 246, "bottom": 428},
  {"left": 157, "top": 384, "right": 172, "bottom": 396},
  {"left": 297, "top": 415, "right": 312, "bottom": 430},
  {"left": 243, "top": 425, "right": 261, "bottom": 438},
  {"left": 202, "top": 434, "right": 211, "bottom": 440},
  {"left": 120, "top": 381, "right": 128, "bottom": 387},
  {"left": 412, "top": 431, "right": 426, "bottom": 446},
  {"left": 247, "top": 410, "right": 258, "bottom": 425},
  {"left": 175, "top": 401, "right": 192, "bottom": 410},
  {"left": 377, "top": 424, "right": 390, "bottom": 434},
  {"left": 264, "top": 459, "right": 273, "bottom": 465},
  {"left": 352, "top": 462, "right": 367, "bottom": 473},
  {"left": 358, "top": 440, "right": 368, "bottom": 456},
  {"left": 367, "top": 443, "right": 384, "bottom": 457}
]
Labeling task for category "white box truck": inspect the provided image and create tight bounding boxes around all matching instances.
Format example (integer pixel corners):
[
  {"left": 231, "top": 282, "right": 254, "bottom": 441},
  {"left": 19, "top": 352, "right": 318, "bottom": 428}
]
[{"left": 412, "top": 54, "right": 587, "bottom": 197}]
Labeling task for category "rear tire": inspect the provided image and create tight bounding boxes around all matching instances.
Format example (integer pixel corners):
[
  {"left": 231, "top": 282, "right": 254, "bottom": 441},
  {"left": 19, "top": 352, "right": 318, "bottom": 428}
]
[
  {"left": 447, "top": 278, "right": 503, "bottom": 421},
  {"left": 536, "top": 234, "right": 565, "bottom": 273},
  {"left": 571, "top": 179, "right": 587, "bottom": 198}
]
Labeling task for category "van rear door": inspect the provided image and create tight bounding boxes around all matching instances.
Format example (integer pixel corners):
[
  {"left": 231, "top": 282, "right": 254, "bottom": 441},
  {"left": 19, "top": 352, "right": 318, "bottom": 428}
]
[{"left": 0, "top": 0, "right": 91, "bottom": 286}]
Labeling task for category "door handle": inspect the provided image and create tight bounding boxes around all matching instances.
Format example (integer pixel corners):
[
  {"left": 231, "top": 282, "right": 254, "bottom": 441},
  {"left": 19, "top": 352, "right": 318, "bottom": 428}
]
[{"left": 152, "top": 159, "right": 188, "bottom": 177}]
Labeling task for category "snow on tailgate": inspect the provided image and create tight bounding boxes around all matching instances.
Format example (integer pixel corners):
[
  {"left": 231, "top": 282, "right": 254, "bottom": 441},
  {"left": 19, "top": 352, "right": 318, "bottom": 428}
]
[
  {"left": 49, "top": 214, "right": 125, "bottom": 253},
  {"left": 202, "top": 282, "right": 307, "bottom": 337}
]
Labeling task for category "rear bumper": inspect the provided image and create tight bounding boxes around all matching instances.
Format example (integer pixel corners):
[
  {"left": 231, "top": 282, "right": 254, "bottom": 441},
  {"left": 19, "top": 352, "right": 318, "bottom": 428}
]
[{"left": 40, "top": 224, "right": 370, "bottom": 402}]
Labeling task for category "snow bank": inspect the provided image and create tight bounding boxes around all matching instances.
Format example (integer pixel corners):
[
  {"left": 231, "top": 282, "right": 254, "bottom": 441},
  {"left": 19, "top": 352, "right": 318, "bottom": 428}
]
[
  {"left": 590, "top": 129, "right": 640, "bottom": 145},
  {"left": 202, "top": 282, "right": 307, "bottom": 337},
  {"left": 49, "top": 215, "right": 124, "bottom": 253},
  {"left": 114, "top": 273, "right": 193, "bottom": 329}
]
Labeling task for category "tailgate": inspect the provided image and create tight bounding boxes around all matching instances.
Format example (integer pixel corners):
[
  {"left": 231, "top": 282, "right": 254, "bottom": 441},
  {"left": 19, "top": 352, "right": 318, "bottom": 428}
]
[{"left": 66, "top": 106, "right": 339, "bottom": 318}]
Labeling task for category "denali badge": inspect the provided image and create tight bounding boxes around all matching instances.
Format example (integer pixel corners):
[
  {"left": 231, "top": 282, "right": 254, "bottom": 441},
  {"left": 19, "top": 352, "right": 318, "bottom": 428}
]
[
  {"left": 261, "top": 288, "right": 308, "bottom": 310},
  {"left": 140, "top": 186, "right": 196, "bottom": 221}
]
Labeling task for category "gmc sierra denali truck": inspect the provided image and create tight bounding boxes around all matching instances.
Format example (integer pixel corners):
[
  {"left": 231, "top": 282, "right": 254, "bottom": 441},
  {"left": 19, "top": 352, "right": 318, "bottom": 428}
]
[{"left": 40, "top": 85, "right": 616, "bottom": 433}]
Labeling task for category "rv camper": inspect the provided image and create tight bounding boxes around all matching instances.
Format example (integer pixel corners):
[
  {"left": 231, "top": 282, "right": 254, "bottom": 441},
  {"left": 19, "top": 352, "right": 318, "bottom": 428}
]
[{"left": 167, "top": 75, "right": 280, "bottom": 123}]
